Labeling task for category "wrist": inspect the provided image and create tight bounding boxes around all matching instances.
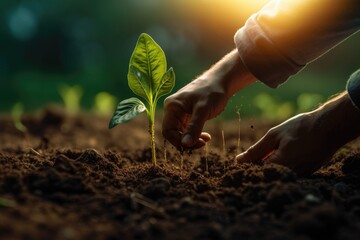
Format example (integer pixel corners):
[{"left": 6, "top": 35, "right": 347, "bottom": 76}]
[
  {"left": 312, "top": 92, "right": 360, "bottom": 148},
  {"left": 205, "top": 49, "right": 256, "bottom": 98}
]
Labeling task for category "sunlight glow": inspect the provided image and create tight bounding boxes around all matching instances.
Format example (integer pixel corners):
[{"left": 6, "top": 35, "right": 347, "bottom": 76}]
[
  {"left": 169, "top": 0, "right": 271, "bottom": 44},
  {"left": 174, "top": 0, "right": 270, "bottom": 26},
  {"left": 206, "top": 0, "right": 271, "bottom": 17}
]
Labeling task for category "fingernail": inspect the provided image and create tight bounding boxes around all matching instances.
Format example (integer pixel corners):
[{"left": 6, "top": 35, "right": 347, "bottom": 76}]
[{"left": 182, "top": 134, "right": 193, "bottom": 147}]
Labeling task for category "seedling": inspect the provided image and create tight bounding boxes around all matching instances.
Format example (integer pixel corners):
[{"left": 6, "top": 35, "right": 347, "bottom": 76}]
[
  {"left": 93, "top": 91, "right": 117, "bottom": 115},
  {"left": 59, "top": 84, "right": 83, "bottom": 114},
  {"left": 109, "top": 33, "right": 175, "bottom": 166},
  {"left": 11, "top": 102, "right": 27, "bottom": 133}
]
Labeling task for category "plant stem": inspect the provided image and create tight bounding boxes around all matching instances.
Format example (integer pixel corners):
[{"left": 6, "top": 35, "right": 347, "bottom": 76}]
[
  {"left": 149, "top": 117, "right": 156, "bottom": 166},
  {"left": 149, "top": 106, "right": 157, "bottom": 166}
]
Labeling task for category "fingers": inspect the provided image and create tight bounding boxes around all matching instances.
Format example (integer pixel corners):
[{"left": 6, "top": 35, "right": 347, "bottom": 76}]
[
  {"left": 162, "top": 98, "right": 211, "bottom": 150},
  {"left": 189, "top": 132, "right": 212, "bottom": 149},
  {"left": 162, "top": 100, "right": 187, "bottom": 148},
  {"left": 182, "top": 103, "right": 209, "bottom": 148},
  {"left": 200, "top": 132, "right": 211, "bottom": 142},
  {"left": 236, "top": 130, "right": 278, "bottom": 163},
  {"left": 256, "top": 144, "right": 318, "bottom": 176},
  {"left": 187, "top": 132, "right": 211, "bottom": 149}
]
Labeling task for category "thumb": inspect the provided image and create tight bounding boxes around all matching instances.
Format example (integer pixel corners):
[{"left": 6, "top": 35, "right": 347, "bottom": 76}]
[
  {"left": 182, "top": 105, "right": 208, "bottom": 148},
  {"left": 236, "top": 130, "right": 278, "bottom": 163},
  {"left": 265, "top": 150, "right": 283, "bottom": 165}
]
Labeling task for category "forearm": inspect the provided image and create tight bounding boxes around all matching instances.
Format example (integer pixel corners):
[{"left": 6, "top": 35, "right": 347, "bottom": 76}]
[{"left": 203, "top": 49, "right": 256, "bottom": 98}]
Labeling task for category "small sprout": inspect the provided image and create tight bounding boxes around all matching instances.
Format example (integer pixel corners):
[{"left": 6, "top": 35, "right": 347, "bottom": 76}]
[
  {"left": 11, "top": 102, "right": 27, "bottom": 132},
  {"left": 59, "top": 84, "right": 83, "bottom": 114},
  {"left": 109, "top": 33, "right": 175, "bottom": 166},
  {"left": 236, "top": 107, "right": 241, "bottom": 156}
]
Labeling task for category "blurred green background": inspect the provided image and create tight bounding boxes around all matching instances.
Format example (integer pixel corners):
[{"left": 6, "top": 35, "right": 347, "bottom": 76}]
[{"left": 1, "top": 0, "right": 359, "bottom": 120}]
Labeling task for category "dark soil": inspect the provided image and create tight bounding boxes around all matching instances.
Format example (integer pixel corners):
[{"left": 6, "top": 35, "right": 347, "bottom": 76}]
[{"left": 1, "top": 107, "right": 360, "bottom": 240}]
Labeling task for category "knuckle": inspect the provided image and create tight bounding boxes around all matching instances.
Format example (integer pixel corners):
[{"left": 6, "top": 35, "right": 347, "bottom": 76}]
[
  {"left": 163, "top": 96, "right": 174, "bottom": 107},
  {"left": 164, "top": 95, "right": 184, "bottom": 110},
  {"left": 194, "top": 101, "right": 207, "bottom": 112}
]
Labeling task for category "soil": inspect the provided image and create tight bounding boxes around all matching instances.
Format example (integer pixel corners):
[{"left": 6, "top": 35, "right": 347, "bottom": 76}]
[{"left": 1, "top": 107, "right": 360, "bottom": 240}]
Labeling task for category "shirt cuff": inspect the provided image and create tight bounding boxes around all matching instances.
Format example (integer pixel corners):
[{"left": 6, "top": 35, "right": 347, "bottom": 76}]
[
  {"left": 234, "top": 15, "right": 305, "bottom": 88},
  {"left": 346, "top": 69, "right": 360, "bottom": 110}
]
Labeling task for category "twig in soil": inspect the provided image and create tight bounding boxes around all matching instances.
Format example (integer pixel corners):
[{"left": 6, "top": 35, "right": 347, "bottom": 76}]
[
  {"left": 180, "top": 147, "right": 184, "bottom": 169},
  {"left": 180, "top": 155, "right": 183, "bottom": 169},
  {"left": 221, "top": 129, "right": 226, "bottom": 158},
  {"left": 236, "top": 107, "right": 241, "bottom": 156},
  {"left": 25, "top": 147, "right": 42, "bottom": 156},
  {"left": 130, "top": 192, "right": 163, "bottom": 213},
  {"left": 204, "top": 142, "right": 209, "bottom": 174}
]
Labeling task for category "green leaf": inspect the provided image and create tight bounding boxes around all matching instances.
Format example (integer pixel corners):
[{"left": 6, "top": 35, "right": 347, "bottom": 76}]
[
  {"left": 128, "top": 65, "right": 151, "bottom": 101},
  {"left": 155, "top": 67, "right": 175, "bottom": 102},
  {"left": 128, "top": 33, "right": 166, "bottom": 99},
  {"left": 109, "top": 97, "right": 146, "bottom": 129}
]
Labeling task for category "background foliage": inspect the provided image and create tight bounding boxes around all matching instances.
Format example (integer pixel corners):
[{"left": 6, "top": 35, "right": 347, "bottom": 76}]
[{"left": 1, "top": 0, "right": 359, "bottom": 120}]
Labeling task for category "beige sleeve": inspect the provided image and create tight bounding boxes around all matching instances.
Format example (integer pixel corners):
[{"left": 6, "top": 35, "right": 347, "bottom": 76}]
[{"left": 234, "top": 0, "right": 360, "bottom": 88}]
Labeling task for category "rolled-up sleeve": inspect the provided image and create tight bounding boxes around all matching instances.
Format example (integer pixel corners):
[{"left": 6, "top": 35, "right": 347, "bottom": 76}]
[{"left": 235, "top": 0, "right": 360, "bottom": 88}]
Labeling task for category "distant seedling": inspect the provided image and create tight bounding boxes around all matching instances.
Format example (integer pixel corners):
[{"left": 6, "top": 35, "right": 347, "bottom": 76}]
[
  {"left": 109, "top": 33, "right": 175, "bottom": 166},
  {"left": 93, "top": 92, "right": 117, "bottom": 115},
  {"left": 11, "top": 102, "right": 27, "bottom": 133},
  {"left": 59, "top": 84, "right": 83, "bottom": 114}
]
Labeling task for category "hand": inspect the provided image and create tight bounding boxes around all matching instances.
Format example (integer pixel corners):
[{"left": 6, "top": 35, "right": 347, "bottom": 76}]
[
  {"left": 236, "top": 92, "right": 360, "bottom": 176},
  {"left": 162, "top": 74, "right": 228, "bottom": 150},
  {"left": 162, "top": 50, "right": 256, "bottom": 150},
  {"left": 236, "top": 113, "right": 336, "bottom": 176}
]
